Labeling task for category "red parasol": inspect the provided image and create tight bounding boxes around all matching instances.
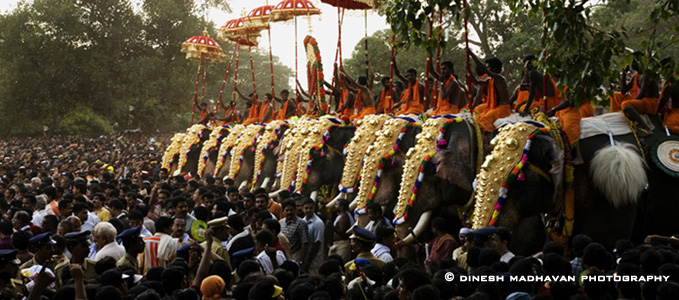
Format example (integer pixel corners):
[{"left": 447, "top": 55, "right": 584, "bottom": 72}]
[
  {"left": 271, "top": 0, "right": 321, "bottom": 21},
  {"left": 321, "top": 0, "right": 374, "bottom": 10},
  {"left": 181, "top": 29, "right": 227, "bottom": 124},
  {"left": 218, "top": 18, "right": 261, "bottom": 47}
]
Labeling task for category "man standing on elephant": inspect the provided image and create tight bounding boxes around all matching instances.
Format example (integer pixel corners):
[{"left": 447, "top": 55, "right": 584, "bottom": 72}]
[
  {"left": 468, "top": 49, "right": 511, "bottom": 133},
  {"left": 610, "top": 52, "right": 642, "bottom": 113},
  {"left": 392, "top": 56, "right": 425, "bottom": 116},
  {"left": 428, "top": 60, "right": 467, "bottom": 116},
  {"left": 620, "top": 53, "right": 660, "bottom": 133},
  {"left": 235, "top": 88, "right": 260, "bottom": 125},
  {"left": 521, "top": 55, "right": 561, "bottom": 115},
  {"left": 340, "top": 66, "right": 376, "bottom": 122}
]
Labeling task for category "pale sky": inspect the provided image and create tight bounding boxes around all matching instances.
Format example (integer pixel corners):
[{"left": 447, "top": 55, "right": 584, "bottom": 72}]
[{"left": 0, "top": 0, "right": 390, "bottom": 89}]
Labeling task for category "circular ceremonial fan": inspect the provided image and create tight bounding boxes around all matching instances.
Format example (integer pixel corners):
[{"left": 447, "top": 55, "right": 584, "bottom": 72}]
[
  {"left": 190, "top": 220, "right": 208, "bottom": 242},
  {"left": 651, "top": 136, "right": 679, "bottom": 178}
]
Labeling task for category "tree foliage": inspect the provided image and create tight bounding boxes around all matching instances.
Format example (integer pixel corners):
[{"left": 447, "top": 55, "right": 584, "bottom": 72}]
[{"left": 0, "top": 0, "right": 290, "bottom": 136}]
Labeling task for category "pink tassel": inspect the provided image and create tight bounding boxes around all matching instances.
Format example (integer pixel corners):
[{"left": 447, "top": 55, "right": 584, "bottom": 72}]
[{"left": 518, "top": 173, "right": 526, "bottom": 181}]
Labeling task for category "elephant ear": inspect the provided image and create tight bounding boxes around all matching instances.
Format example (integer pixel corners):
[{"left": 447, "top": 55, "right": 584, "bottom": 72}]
[{"left": 432, "top": 136, "right": 473, "bottom": 192}]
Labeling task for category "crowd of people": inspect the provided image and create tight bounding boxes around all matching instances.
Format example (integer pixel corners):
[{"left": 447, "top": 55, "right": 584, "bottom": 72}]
[{"left": 1, "top": 133, "right": 679, "bottom": 300}]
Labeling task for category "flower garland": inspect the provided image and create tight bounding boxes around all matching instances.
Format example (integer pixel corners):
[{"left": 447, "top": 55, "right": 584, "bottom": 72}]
[
  {"left": 214, "top": 125, "right": 246, "bottom": 177},
  {"left": 471, "top": 121, "right": 549, "bottom": 230},
  {"left": 278, "top": 119, "right": 316, "bottom": 192},
  {"left": 393, "top": 115, "right": 460, "bottom": 225},
  {"left": 354, "top": 118, "right": 415, "bottom": 215},
  {"left": 339, "top": 115, "right": 391, "bottom": 193},
  {"left": 252, "top": 121, "right": 288, "bottom": 185},
  {"left": 178, "top": 124, "right": 208, "bottom": 170},
  {"left": 162, "top": 133, "right": 187, "bottom": 170},
  {"left": 227, "top": 125, "right": 265, "bottom": 180},
  {"left": 198, "top": 126, "right": 229, "bottom": 177},
  {"left": 304, "top": 35, "right": 325, "bottom": 100}
]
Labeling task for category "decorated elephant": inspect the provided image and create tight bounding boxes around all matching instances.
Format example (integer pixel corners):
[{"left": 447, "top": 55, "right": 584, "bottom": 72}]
[
  {"left": 391, "top": 115, "right": 482, "bottom": 252},
  {"left": 213, "top": 125, "right": 247, "bottom": 181},
  {"left": 349, "top": 117, "right": 422, "bottom": 228},
  {"left": 222, "top": 124, "right": 265, "bottom": 190},
  {"left": 162, "top": 133, "right": 188, "bottom": 175},
  {"left": 251, "top": 121, "right": 289, "bottom": 191},
  {"left": 574, "top": 113, "right": 676, "bottom": 248},
  {"left": 175, "top": 124, "right": 212, "bottom": 176},
  {"left": 198, "top": 126, "right": 230, "bottom": 179}
]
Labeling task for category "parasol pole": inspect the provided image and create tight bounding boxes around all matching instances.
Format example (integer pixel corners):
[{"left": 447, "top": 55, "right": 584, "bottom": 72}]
[
  {"left": 389, "top": 34, "right": 395, "bottom": 114},
  {"left": 200, "top": 56, "right": 208, "bottom": 104},
  {"left": 463, "top": 0, "right": 473, "bottom": 111},
  {"left": 294, "top": 16, "right": 299, "bottom": 103},
  {"left": 434, "top": 11, "right": 443, "bottom": 101},
  {"left": 328, "top": 8, "right": 345, "bottom": 114},
  {"left": 191, "top": 54, "right": 203, "bottom": 124},
  {"left": 249, "top": 46, "right": 258, "bottom": 110},
  {"left": 232, "top": 44, "right": 240, "bottom": 123},
  {"left": 424, "top": 11, "right": 434, "bottom": 111},
  {"left": 267, "top": 25, "right": 276, "bottom": 113},
  {"left": 364, "top": 10, "right": 369, "bottom": 78},
  {"left": 215, "top": 44, "right": 238, "bottom": 114}
]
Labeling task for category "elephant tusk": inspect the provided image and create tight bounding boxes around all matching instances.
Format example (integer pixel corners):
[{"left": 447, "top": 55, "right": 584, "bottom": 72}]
[
  {"left": 269, "top": 190, "right": 281, "bottom": 199},
  {"left": 402, "top": 210, "right": 432, "bottom": 244},
  {"left": 310, "top": 191, "right": 318, "bottom": 202},
  {"left": 260, "top": 177, "right": 271, "bottom": 189},
  {"left": 349, "top": 198, "right": 358, "bottom": 210},
  {"left": 238, "top": 181, "right": 248, "bottom": 191},
  {"left": 327, "top": 192, "right": 346, "bottom": 208}
]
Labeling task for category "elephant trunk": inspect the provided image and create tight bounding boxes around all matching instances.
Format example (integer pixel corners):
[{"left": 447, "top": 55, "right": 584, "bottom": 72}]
[{"left": 401, "top": 210, "right": 432, "bottom": 244}]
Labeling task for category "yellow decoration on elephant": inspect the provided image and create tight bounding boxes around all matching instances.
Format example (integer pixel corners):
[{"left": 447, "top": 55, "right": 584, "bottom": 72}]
[
  {"left": 177, "top": 124, "right": 209, "bottom": 170},
  {"left": 214, "top": 125, "right": 246, "bottom": 177},
  {"left": 198, "top": 126, "right": 229, "bottom": 177},
  {"left": 162, "top": 133, "right": 187, "bottom": 170},
  {"left": 277, "top": 119, "right": 316, "bottom": 191},
  {"left": 252, "top": 120, "right": 287, "bottom": 185},
  {"left": 339, "top": 114, "right": 391, "bottom": 193},
  {"left": 227, "top": 124, "right": 265, "bottom": 180},
  {"left": 355, "top": 118, "right": 413, "bottom": 212},
  {"left": 471, "top": 122, "right": 540, "bottom": 230},
  {"left": 393, "top": 117, "right": 452, "bottom": 223},
  {"left": 294, "top": 119, "right": 339, "bottom": 192}
]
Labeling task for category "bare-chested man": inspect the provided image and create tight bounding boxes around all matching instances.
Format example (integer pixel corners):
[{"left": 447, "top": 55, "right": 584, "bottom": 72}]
[
  {"left": 468, "top": 49, "right": 510, "bottom": 133},
  {"left": 428, "top": 60, "right": 467, "bottom": 116},
  {"left": 340, "top": 66, "right": 375, "bottom": 122}
]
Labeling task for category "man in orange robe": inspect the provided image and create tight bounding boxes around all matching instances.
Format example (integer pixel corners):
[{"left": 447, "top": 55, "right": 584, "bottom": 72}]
[
  {"left": 236, "top": 88, "right": 259, "bottom": 125},
  {"left": 258, "top": 93, "right": 274, "bottom": 123},
  {"left": 611, "top": 53, "right": 643, "bottom": 113},
  {"left": 392, "top": 57, "right": 424, "bottom": 116},
  {"left": 520, "top": 55, "right": 561, "bottom": 116},
  {"left": 376, "top": 77, "right": 396, "bottom": 114},
  {"left": 621, "top": 68, "right": 659, "bottom": 133},
  {"left": 429, "top": 61, "right": 466, "bottom": 116},
  {"left": 340, "top": 67, "right": 376, "bottom": 122},
  {"left": 468, "top": 50, "right": 511, "bottom": 133},
  {"left": 275, "top": 90, "right": 296, "bottom": 120}
]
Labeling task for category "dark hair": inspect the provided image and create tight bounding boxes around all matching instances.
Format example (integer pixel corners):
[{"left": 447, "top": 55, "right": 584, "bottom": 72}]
[
  {"left": 0, "top": 220, "right": 12, "bottom": 235},
  {"left": 193, "top": 206, "right": 208, "bottom": 221},
  {"left": 237, "top": 259, "right": 261, "bottom": 280},
  {"left": 129, "top": 209, "right": 144, "bottom": 221},
  {"left": 155, "top": 217, "right": 173, "bottom": 233},
  {"left": 109, "top": 199, "right": 124, "bottom": 210},
  {"left": 523, "top": 55, "right": 536, "bottom": 64},
  {"left": 441, "top": 61, "right": 454, "bottom": 71},
  {"left": 398, "top": 268, "right": 431, "bottom": 293},
  {"left": 227, "top": 214, "right": 245, "bottom": 231},
  {"left": 12, "top": 230, "right": 30, "bottom": 250},
  {"left": 95, "top": 286, "right": 123, "bottom": 300},
  {"left": 255, "top": 229, "right": 274, "bottom": 247},
  {"left": 58, "top": 198, "right": 73, "bottom": 210},
  {"left": 582, "top": 243, "right": 614, "bottom": 272},
  {"left": 281, "top": 199, "right": 296, "bottom": 210},
  {"left": 431, "top": 217, "right": 447, "bottom": 232},
  {"left": 301, "top": 198, "right": 315, "bottom": 207},
  {"left": 358, "top": 76, "right": 368, "bottom": 86},
  {"left": 100, "top": 268, "right": 124, "bottom": 288},
  {"left": 161, "top": 266, "right": 185, "bottom": 295},
  {"left": 248, "top": 277, "right": 278, "bottom": 300},
  {"left": 571, "top": 234, "right": 591, "bottom": 257},
  {"left": 406, "top": 68, "right": 417, "bottom": 75},
  {"left": 485, "top": 57, "right": 503, "bottom": 73},
  {"left": 411, "top": 284, "right": 439, "bottom": 300},
  {"left": 94, "top": 257, "right": 117, "bottom": 275},
  {"left": 375, "top": 226, "right": 395, "bottom": 243},
  {"left": 263, "top": 219, "right": 281, "bottom": 234},
  {"left": 495, "top": 227, "right": 511, "bottom": 244},
  {"left": 366, "top": 203, "right": 382, "bottom": 215},
  {"left": 24, "top": 194, "right": 37, "bottom": 206}
]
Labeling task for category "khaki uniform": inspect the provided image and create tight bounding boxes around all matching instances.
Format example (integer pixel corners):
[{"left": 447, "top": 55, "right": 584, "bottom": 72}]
[
  {"left": 117, "top": 253, "right": 140, "bottom": 274},
  {"left": 53, "top": 259, "right": 98, "bottom": 287},
  {"left": 344, "top": 252, "right": 386, "bottom": 282},
  {"left": 201, "top": 236, "right": 232, "bottom": 267}
]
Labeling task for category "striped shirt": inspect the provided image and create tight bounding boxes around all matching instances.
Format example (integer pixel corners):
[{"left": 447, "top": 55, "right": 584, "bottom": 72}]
[
  {"left": 139, "top": 233, "right": 177, "bottom": 274},
  {"left": 280, "top": 216, "right": 308, "bottom": 253}
]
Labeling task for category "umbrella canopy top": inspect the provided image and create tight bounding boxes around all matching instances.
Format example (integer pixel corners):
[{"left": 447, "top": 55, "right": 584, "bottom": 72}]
[
  {"left": 181, "top": 30, "right": 227, "bottom": 63},
  {"left": 320, "top": 0, "right": 374, "bottom": 10},
  {"left": 271, "top": 0, "right": 321, "bottom": 21},
  {"left": 218, "top": 18, "right": 262, "bottom": 46}
]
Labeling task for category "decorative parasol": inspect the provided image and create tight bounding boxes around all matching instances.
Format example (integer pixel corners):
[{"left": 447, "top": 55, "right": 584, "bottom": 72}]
[
  {"left": 271, "top": 0, "right": 322, "bottom": 112},
  {"left": 218, "top": 18, "right": 261, "bottom": 47},
  {"left": 181, "top": 29, "right": 227, "bottom": 124},
  {"left": 321, "top": 0, "right": 374, "bottom": 10}
]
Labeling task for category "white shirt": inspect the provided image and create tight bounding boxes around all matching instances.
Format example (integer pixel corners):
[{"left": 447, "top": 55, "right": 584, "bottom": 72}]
[
  {"left": 371, "top": 243, "right": 393, "bottom": 263},
  {"left": 82, "top": 212, "right": 100, "bottom": 232},
  {"left": 500, "top": 251, "right": 515, "bottom": 263},
  {"left": 31, "top": 210, "right": 44, "bottom": 227},
  {"left": 256, "top": 249, "right": 286, "bottom": 274},
  {"left": 94, "top": 241, "right": 125, "bottom": 261}
]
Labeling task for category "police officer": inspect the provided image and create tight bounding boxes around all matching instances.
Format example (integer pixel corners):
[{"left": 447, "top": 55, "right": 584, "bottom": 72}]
[
  {"left": 202, "top": 217, "right": 232, "bottom": 267},
  {"left": 117, "top": 226, "right": 144, "bottom": 273},
  {"left": 0, "top": 249, "right": 24, "bottom": 298},
  {"left": 20, "top": 232, "right": 56, "bottom": 271},
  {"left": 344, "top": 225, "right": 386, "bottom": 282},
  {"left": 53, "top": 230, "right": 98, "bottom": 287}
]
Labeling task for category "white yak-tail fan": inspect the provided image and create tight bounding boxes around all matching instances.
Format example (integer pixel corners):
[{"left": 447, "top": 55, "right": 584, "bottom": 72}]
[{"left": 590, "top": 142, "right": 647, "bottom": 208}]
